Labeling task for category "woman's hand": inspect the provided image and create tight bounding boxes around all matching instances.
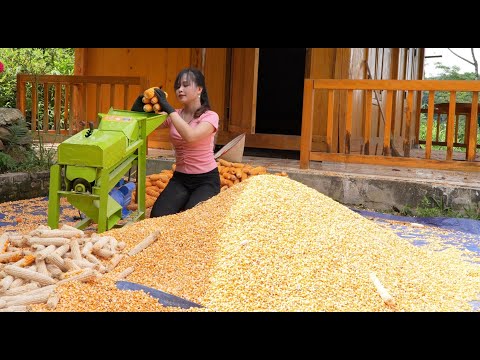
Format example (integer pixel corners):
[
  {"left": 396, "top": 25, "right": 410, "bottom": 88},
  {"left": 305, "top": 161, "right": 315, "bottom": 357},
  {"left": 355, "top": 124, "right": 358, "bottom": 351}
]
[
  {"left": 130, "top": 95, "right": 145, "bottom": 112},
  {"left": 154, "top": 88, "right": 175, "bottom": 114}
]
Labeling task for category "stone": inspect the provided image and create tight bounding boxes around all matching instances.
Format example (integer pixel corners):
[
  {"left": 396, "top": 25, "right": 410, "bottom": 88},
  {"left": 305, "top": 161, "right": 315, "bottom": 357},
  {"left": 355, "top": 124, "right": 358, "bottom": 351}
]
[{"left": 0, "top": 108, "right": 25, "bottom": 126}]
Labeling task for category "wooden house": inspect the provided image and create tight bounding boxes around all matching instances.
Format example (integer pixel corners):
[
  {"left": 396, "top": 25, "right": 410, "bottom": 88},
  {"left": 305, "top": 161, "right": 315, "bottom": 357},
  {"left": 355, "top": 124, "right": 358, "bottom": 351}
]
[
  {"left": 72, "top": 48, "right": 424, "bottom": 152},
  {"left": 17, "top": 48, "right": 480, "bottom": 171}
]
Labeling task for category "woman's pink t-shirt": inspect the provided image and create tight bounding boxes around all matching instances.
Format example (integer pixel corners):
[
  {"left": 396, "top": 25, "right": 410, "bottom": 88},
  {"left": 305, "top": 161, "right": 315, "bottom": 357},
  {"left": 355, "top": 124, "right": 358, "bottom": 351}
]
[{"left": 160, "top": 109, "right": 219, "bottom": 174}]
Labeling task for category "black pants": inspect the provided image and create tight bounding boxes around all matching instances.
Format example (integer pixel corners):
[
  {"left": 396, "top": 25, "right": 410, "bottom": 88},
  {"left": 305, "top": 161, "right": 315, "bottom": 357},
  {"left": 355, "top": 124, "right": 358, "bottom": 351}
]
[{"left": 150, "top": 167, "right": 220, "bottom": 218}]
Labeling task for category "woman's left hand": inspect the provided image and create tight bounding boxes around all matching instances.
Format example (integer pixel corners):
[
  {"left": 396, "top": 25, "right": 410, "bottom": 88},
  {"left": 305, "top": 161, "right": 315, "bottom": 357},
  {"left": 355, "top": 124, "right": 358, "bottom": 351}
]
[{"left": 154, "top": 88, "right": 175, "bottom": 114}]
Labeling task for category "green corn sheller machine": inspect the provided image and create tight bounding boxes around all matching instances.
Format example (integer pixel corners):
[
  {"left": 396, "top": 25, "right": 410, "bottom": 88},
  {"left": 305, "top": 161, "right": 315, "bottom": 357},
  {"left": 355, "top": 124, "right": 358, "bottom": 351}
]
[{"left": 48, "top": 109, "right": 167, "bottom": 233}]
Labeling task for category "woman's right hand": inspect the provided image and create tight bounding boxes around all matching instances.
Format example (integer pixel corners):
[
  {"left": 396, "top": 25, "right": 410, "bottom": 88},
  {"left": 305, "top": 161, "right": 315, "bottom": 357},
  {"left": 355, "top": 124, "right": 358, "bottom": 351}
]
[{"left": 154, "top": 88, "right": 175, "bottom": 114}]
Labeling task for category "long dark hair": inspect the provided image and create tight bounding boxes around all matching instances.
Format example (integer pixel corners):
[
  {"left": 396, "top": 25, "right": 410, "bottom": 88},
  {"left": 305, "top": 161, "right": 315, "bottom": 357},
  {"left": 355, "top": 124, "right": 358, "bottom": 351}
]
[{"left": 174, "top": 67, "right": 211, "bottom": 119}]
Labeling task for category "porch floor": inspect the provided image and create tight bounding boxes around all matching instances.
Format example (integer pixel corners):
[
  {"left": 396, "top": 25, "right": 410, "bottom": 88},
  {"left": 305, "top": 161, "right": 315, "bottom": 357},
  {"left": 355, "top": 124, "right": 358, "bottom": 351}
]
[{"left": 146, "top": 148, "right": 480, "bottom": 190}]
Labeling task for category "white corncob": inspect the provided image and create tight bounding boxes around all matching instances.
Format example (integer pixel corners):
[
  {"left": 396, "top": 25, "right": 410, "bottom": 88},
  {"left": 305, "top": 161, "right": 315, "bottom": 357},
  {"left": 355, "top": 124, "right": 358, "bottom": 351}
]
[
  {"left": 53, "top": 244, "right": 70, "bottom": 257},
  {"left": 8, "top": 235, "right": 27, "bottom": 248},
  {"left": 4, "top": 282, "right": 39, "bottom": 296},
  {"left": 27, "top": 237, "right": 70, "bottom": 247},
  {"left": 36, "top": 245, "right": 57, "bottom": 261},
  {"left": 72, "top": 259, "right": 96, "bottom": 269},
  {"left": 0, "top": 233, "right": 9, "bottom": 253},
  {"left": 64, "top": 258, "right": 81, "bottom": 272},
  {"left": 92, "top": 237, "right": 110, "bottom": 252},
  {"left": 4, "top": 265, "right": 56, "bottom": 285},
  {"left": 0, "top": 251, "right": 22, "bottom": 263},
  {"left": 92, "top": 248, "right": 114, "bottom": 259},
  {"left": 45, "top": 264, "right": 63, "bottom": 279},
  {"left": 85, "top": 254, "right": 101, "bottom": 265},
  {"left": 5, "top": 289, "right": 53, "bottom": 307},
  {"left": 46, "top": 292, "right": 60, "bottom": 310},
  {"left": 0, "top": 275, "right": 14, "bottom": 293},
  {"left": 60, "top": 224, "right": 84, "bottom": 236},
  {"left": 28, "top": 225, "right": 50, "bottom": 236},
  {"left": 30, "top": 244, "right": 46, "bottom": 251},
  {"left": 369, "top": 272, "right": 396, "bottom": 306},
  {"left": 109, "top": 237, "right": 118, "bottom": 252},
  {"left": 69, "top": 239, "right": 83, "bottom": 261},
  {"left": 37, "top": 229, "right": 83, "bottom": 239},
  {"left": 57, "top": 268, "right": 96, "bottom": 284},
  {"left": 9, "top": 278, "right": 25, "bottom": 288},
  {"left": 108, "top": 254, "right": 125, "bottom": 272},
  {"left": 0, "top": 305, "right": 28, "bottom": 312},
  {"left": 115, "top": 241, "right": 126, "bottom": 251},
  {"left": 81, "top": 242, "right": 94, "bottom": 256},
  {"left": 127, "top": 231, "right": 160, "bottom": 256},
  {"left": 1, "top": 285, "right": 55, "bottom": 303},
  {"left": 116, "top": 266, "right": 134, "bottom": 280},
  {"left": 45, "top": 253, "right": 68, "bottom": 272},
  {"left": 35, "top": 259, "right": 50, "bottom": 277}
]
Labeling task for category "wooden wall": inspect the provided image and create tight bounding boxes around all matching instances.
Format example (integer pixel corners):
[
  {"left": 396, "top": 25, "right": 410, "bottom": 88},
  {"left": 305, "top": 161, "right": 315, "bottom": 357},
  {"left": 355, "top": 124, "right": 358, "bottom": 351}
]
[
  {"left": 74, "top": 48, "right": 424, "bottom": 154},
  {"left": 74, "top": 48, "right": 228, "bottom": 150}
]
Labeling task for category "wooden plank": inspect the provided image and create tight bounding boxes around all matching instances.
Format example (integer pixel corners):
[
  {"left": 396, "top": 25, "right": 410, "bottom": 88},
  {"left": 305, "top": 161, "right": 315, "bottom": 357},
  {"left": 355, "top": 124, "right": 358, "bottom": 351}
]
[
  {"left": 249, "top": 49, "right": 259, "bottom": 134},
  {"left": 313, "top": 79, "right": 480, "bottom": 91},
  {"left": 74, "top": 49, "right": 87, "bottom": 75},
  {"left": 467, "top": 92, "right": 479, "bottom": 161},
  {"left": 16, "top": 76, "right": 26, "bottom": 116},
  {"left": 31, "top": 81, "right": 38, "bottom": 132},
  {"left": 216, "top": 132, "right": 301, "bottom": 150},
  {"left": 383, "top": 90, "right": 393, "bottom": 156},
  {"left": 446, "top": 92, "right": 456, "bottom": 160},
  {"left": 335, "top": 49, "right": 350, "bottom": 154},
  {"left": 190, "top": 48, "right": 202, "bottom": 70},
  {"left": 110, "top": 84, "right": 115, "bottom": 109},
  {"left": 204, "top": 48, "right": 228, "bottom": 132},
  {"left": 363, "top": 90, "right": 372, "bottom": 155},
  {"left": 43, "top": 84, "right": 49, "bottom": 134},
  {"left": 403, "top": 90, "right": 414, "bottom": 157},
  {"left": 18, "top": 74, "right": 143, "bottom": 85},
  {"left": 300, "top": 79, "right": 314, "bottom": 169},
  {"left": 326, "top": 90, "right": 334, "bottom": 153},
  {"left": 345, "top": 89, "right": 353, "bottom": 154},
  {"left": 425, "top": 91, "right": 435, "bottom": 160},
  {"left": 65, "top": 84, "right": 71, "bottom": 135},
  {"left": 309, "top": 152, "right": 480, "bottom": 172},
  {"left": 96, "top": 84, "right": 101, "bottom": 125},
  {"left": 123, "top": 84, "right": 128, "bottom": 110},
  {"left": 454, "top": 115, "right": 460, "bottom": 144},
  {"left": 229, "top": 48, "right": 258, "bottom": 134},
  {"left": 82, "top": 83, "right": 87, "bottom": 127},
  {"left": 54, "top": 83, "right": 61, "bottom": 134}
]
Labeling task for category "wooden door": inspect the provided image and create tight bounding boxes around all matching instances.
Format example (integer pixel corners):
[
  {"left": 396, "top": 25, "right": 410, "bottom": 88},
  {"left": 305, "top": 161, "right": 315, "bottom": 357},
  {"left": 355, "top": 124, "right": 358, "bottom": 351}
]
[{"left": 228, "top": 48, "right": 259, "bottom": 135}]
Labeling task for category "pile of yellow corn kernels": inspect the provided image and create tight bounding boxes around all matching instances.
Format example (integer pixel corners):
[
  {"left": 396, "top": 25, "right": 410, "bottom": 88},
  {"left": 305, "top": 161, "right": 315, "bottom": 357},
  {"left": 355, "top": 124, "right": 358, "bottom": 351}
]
[{"left": 20, "top": 174, "right": 480, "bottom": 312}]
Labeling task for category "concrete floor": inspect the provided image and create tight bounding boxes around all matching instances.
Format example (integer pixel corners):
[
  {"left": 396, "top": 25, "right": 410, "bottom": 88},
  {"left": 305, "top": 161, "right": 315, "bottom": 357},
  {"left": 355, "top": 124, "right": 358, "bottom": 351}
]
[{"left": 147, "top": 148, "right": 480, "bottom": 188}]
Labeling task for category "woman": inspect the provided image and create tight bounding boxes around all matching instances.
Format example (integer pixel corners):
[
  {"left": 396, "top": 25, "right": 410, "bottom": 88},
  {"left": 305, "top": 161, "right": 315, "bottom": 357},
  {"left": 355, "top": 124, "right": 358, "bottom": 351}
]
[{"left": 131, "top": 68, "right": 220, "bottom": 217}]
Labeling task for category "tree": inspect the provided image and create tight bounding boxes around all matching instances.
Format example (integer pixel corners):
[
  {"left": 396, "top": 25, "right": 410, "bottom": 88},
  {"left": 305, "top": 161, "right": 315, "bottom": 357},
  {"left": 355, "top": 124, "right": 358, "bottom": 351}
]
[
  {"left": 447, "top": 48, "right": 479, "bottom": 80},
  {"left": 422, "top": 63, "right": 477, "bottom": 106},
  {"left": 0, "top": 48, "right": 74, "bottom": 108}
]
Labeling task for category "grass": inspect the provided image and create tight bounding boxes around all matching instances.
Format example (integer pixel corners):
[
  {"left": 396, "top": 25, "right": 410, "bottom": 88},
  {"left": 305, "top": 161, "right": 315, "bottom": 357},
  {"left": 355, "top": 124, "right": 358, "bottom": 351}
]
[{"left": 398, "top": 195, "right": 480, "bottom": 221}]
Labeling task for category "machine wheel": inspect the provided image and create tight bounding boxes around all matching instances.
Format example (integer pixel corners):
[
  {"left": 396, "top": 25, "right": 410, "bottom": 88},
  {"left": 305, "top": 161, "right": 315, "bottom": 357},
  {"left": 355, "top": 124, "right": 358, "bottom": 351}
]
[{"left": 72, "top": 178, "right": 92, "bottom": 193}]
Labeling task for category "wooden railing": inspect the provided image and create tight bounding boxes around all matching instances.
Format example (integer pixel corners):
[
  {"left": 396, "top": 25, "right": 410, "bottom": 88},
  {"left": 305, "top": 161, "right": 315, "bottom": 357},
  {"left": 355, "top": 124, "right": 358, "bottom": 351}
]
[
  {"left": 419, "top": 102, "right": 480, "bottom": 149},
  {"left": 16, "top": 74, "right": 147, "bottom": 142},
  {"left": 300, "top": 79, "right": 480, "bottom": 172}
]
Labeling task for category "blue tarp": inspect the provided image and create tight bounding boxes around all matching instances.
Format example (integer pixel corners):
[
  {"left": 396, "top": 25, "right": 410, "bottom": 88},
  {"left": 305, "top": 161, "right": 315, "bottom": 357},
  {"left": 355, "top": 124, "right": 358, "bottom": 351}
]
[{"left": 351, "top": 209, "right": 480, "bottom": 236}]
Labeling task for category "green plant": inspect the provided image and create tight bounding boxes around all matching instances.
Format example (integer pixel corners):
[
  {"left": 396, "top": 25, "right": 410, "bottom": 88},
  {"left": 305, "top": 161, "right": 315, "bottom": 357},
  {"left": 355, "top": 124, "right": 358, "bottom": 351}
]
[
  {"left": 463, "top": 203, "right": 480, "bottom": 220},
  {"left": 0, "top": 152, "right": 17, "bottom": 173},
  {"left": 399, "top": 205, "right": 415, "bottom": 217},
  {"left": 416, "top": 195, "right": 456, "bottom": 218},
  {"left": 0, "top": 48, "right": 75, "bottom": 131}
]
